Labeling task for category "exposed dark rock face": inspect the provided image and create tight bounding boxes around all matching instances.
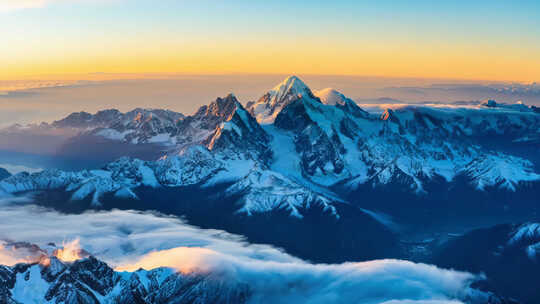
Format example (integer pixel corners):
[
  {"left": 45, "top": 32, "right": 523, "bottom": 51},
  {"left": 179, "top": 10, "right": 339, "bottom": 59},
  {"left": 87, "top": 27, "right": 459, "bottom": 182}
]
[
  {"left": 433, "top": 223, "right": 540, "bottom": 304},
  {"left": 203, "top": 94, "right": 271, "bottom": 162},
  {"left": 0, "top": 167, "right": 11, "bottom": 180},
  {"left": 2, "top": 256, "right": 250, "bottom": 304}
]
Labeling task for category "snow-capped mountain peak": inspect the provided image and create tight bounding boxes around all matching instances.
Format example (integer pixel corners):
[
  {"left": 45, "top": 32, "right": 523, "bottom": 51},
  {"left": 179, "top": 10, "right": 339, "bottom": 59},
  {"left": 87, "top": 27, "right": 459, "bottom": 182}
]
[
  {"left": 195, "top": 93, "right": 240, "bottom": 119},
  {"left": 269, "top": 75, "right": 311, "bottom": 104},
  {"left": 247, "top": 75, "right": 318, "bottom": 124},
  {"left": 199, "top": 94, "right": 271, "bottom": 161},
  {"left": 314, "top": 88, "right": 347, "bottom": 106}
]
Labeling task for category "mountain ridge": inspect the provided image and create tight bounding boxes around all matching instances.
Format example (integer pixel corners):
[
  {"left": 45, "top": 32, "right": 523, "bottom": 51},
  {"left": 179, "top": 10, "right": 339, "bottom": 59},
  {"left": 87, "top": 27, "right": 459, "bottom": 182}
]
[{"left": 1, "top": 76, "right": 539, "bottom": 199}]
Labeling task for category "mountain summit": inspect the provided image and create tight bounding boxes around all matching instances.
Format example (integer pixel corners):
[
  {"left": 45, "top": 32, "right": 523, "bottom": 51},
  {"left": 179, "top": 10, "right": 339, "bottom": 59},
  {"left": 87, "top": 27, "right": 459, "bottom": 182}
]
[
  {"left": 314, "top": 88, "right": 347, "bottom": 106},
  {"left": 247, "top": 75, "right": 317, "bottom": 124}
]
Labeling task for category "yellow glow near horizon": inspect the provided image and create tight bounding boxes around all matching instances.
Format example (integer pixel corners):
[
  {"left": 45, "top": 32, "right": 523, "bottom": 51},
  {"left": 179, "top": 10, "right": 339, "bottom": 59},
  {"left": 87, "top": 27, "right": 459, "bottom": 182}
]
[
  {"left": 2, "top": 1, "right": 539, "bottom": 83},
  {"left": 3, "top": 39, "right": 539, "bottom": 82}
]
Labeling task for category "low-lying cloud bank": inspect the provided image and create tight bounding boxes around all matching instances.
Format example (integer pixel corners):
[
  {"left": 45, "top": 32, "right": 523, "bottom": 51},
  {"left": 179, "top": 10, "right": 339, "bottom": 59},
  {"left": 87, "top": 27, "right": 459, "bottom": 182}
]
[
  {"left": 0, "top": 203, "right": 487, "bottom": 303},
  {"left": 377, "top": 82, "right": 540, "bottom": 106},
  {"left": 0, "top": 204, "right": 298, "bottom": 266},
  {"left": 119, "top": 247, "right": 480, "bottom": 304}
]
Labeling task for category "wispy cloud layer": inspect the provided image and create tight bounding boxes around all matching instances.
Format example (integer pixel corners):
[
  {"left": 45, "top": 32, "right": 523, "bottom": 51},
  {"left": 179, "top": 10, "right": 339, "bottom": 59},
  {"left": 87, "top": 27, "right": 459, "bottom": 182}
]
[
  {"left": 120, "top": 247, "right": 479, "bottom": 304},
  {"left": 376, "top": 82, "right": 540, "bottom": 105},
  {"left": 0, "top": 0, "right": 54, "bottom": 12}
]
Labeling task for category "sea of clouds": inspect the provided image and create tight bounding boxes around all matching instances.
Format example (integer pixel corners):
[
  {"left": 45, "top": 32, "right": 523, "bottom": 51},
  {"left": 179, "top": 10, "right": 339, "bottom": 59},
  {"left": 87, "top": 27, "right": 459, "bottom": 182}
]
[{"left": 0, "top": 198, "right": 489, "bottom": 304}]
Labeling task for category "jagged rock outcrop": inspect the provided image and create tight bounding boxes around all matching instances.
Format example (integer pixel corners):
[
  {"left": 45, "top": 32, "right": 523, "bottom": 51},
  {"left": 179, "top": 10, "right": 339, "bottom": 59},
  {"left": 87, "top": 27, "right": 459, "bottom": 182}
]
[
  {"left": 2, "top": 256, "right": 249, "bottom": 304},
  {"left": 0, "top": 168, "right": 11, "bottom": 180}
]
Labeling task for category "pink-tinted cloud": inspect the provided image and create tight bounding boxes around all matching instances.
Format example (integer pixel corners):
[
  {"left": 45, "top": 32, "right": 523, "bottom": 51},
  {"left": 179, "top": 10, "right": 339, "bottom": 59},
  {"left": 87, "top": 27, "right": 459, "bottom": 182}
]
[{"left": 0, "top": 0, "right": 114, "bottom": 12}]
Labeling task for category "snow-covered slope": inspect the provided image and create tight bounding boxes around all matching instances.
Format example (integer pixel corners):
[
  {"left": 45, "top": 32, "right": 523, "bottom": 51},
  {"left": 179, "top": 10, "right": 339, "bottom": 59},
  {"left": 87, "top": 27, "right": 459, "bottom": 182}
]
[
  {"left": 228, "top": 169, "right": 338, "bottom": 219},
  {"left": 462, "top": 154, "right": 540, "bottom": 191},
  {"left": 0, "top": 150, "right": 220, "bottom": 206},
  {"left": 314, "top": 88, "right": 369, "bottom": 117},
  {"left": 0, "top": 148, "right": 337, "bottom": 219},
  {"left": 314, "top": 88, "right": 346, "bottom": 106}
]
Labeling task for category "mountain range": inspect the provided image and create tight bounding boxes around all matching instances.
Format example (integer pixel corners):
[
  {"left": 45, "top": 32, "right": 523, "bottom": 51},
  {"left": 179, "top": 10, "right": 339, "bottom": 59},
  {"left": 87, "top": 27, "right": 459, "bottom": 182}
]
[
  {"left": 1, "top": 76, "right": 540, "bottom": 303},
  {"left": 1, "top": 254, "right": 249, "bottom": 304}
]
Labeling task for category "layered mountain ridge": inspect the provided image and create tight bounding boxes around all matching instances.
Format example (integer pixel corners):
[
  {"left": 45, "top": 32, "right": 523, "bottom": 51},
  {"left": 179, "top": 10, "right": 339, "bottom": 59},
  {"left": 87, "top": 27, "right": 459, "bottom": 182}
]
[{"left": 1, "top": 76, "right": 540, "bottom": 213}]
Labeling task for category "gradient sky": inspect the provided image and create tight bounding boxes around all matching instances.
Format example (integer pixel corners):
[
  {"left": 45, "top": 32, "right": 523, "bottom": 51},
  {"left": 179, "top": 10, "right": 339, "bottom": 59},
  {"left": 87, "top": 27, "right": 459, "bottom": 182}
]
[{"left": 2, "top": 0, "right": 540, "bottom": 82}]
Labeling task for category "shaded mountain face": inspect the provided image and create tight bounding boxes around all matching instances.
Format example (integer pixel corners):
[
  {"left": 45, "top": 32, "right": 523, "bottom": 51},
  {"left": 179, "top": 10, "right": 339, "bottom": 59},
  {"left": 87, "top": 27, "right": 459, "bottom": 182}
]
[
  {"left": 0, "top": 108, "right": 187, "bottom": 170},
  {"left": 0, "top": 168, "right": 10, "bottom": 180},
  {"left": 433, "top": 223, "right": 540, "bottom": 304},
  {"left": 54, "top": 108, "right": 183, "bottom": 134},
  {"left": 49, "top": 108, "right": 185, "bottom": 145}
]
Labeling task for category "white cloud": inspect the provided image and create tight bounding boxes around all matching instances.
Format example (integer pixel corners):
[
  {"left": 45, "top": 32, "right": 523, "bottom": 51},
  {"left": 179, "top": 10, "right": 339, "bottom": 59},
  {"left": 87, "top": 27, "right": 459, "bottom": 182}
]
[
  {"left": 0, "top": 0, "right": 51, "bottom": 12},
  {"left": 119, "top": 247, "right": 480, "bottom": 304},
  {"left": 0, "top": 204, "right": 300, "bottom": 266},
  {"left": 0, "top": 0, "right": 113, "bottom": 12},
  {"left": 0, "top": 203, "right": 488, "bottom": 304},
  {"left": 0, "top": 163, "right": 43, "bottom": 174}
]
